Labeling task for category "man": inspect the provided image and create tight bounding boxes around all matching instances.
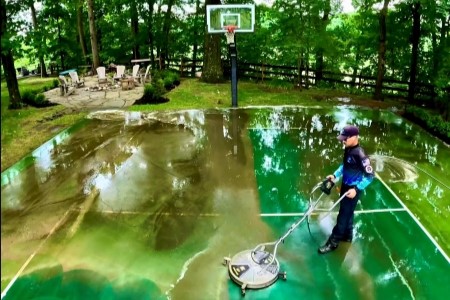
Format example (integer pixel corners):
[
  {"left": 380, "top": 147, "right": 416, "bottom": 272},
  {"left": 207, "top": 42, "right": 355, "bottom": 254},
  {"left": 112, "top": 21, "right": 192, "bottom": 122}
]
[{"left": 318, "top": 125, "right": 374, "bottom": 254}]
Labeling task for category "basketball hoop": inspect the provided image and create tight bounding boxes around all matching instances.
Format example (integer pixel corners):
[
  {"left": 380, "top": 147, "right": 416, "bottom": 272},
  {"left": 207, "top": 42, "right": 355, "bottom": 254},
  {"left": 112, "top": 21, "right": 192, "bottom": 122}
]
[{"left": 224, "top": 25, "right": 238, "bottom": 44}]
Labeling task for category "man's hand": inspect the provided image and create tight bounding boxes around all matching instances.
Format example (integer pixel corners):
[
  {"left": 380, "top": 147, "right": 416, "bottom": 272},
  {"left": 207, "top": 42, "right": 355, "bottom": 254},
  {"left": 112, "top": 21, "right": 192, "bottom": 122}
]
[
  {"left": 326, "top": 175, "right": 335, "bottom": 182},
  {"left": 347, "top": 188, "right": 357, "bottom": 199}
]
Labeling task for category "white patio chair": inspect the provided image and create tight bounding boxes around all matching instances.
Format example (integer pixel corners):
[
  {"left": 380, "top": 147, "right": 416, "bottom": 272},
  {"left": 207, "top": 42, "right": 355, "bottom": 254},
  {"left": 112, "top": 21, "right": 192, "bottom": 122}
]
[
  {"left": 141, "top": 65, "right": 152, "bottom": 84},
  {"left": 58, "top": 76, "right": 76, "bottom": 96},
  {"left": 113, "top": 65, "right": 126, "bottom": 81},
  {"left": 131, "top": 64, "right": 141, "bottom": 85},
  {"left": 97, "top": 66, "right": 108, "bottom": 85},
  {"left": 68, "top": 71, "right": 85, "bottom": 88}
]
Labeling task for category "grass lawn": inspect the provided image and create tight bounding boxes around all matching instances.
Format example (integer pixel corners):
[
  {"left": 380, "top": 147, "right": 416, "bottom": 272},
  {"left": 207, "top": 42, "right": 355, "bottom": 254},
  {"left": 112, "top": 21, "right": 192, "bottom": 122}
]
[
  {"left": 1, "top": 77, "right": 87, "bottom": 171},
  {"left": 2, "top": 77, "right": 402, "bottom": 171}
]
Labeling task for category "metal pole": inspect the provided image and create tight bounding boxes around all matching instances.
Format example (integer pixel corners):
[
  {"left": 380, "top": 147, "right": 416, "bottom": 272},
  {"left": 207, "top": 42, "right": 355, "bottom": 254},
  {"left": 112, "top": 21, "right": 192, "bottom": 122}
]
[{"left": 229, "top": 43, "right": 238, "bottom": 107}]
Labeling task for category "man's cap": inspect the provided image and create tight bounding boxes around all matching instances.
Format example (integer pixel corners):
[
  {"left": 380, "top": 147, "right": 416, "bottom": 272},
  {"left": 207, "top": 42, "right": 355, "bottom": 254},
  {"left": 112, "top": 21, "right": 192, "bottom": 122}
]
[{"left": 337, "top": 125, "right": 359, "bottom": 141}]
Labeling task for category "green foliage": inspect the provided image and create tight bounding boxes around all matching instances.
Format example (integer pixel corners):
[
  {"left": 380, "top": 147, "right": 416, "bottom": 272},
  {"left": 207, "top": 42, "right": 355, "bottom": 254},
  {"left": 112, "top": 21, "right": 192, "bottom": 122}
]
[
  {"left": 20, "top": 89, "right": 35, "bottom": 104},
  {"left": 405, "top": 106, "right": 450, "bottom": 142},
  {"left": 18, "top": 79, "right": 57, "bottom": 108},
  {"left": 138, "top": 80, "right": 169, "bottom": 105},
  {"left": 20, "top": 88, "right": 55, "bottom": 108},
  {"left": 161, "top": 70, "right": 180, "bottom": 89}
]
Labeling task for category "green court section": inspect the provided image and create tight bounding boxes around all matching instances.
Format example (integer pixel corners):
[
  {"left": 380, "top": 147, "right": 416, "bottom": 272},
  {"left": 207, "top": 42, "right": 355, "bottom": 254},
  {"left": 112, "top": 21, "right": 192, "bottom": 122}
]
[
  {"left": 248, "top": 126, "right": 450, "bottom": 299},
  {"left": 229, "top": 211, "right": 450, "bottom": 300}
]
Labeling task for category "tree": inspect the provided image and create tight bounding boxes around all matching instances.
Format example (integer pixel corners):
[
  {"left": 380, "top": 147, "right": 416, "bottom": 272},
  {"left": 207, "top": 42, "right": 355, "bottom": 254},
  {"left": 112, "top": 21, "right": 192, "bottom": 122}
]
[
  {"left": 77, "top": 0, "right": 89, "bottom": 63},
  {"left": 201, "top": 0, "right": 223, "bottom": 83},
  {"left": 1, "top": 0, "right": 22, "bottom": 108},
  {"left": 130, "top": 0, "right": 140, "bottom": 60},
  {"left": 408, "top": 1, "right": 421, "bottom": 103},
  {"left": 145, "top": 0, "right": 157, "bottom": 67},
  {"left": 87, "top": 0, "right": 100, "bottom": 71},
  {"left": 315, "top": 0, "right": 331, "bottom": 83},
  {"left": 374, "top": 0, "right": 390, "bottom": 100},
  {"left": 191, "top": 0, "right": 202, "bottom": 76},
  {"left": 28, "top": 1, "right": 48, "bottom": 77}
]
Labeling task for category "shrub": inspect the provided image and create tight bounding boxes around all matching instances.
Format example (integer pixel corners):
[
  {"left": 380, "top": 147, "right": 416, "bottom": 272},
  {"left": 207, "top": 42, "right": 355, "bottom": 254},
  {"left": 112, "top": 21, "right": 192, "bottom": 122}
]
[
  {"left": 136, "top": 81, "right": 169, "bottom": 105},
  {"left": 20, "top": 89, "right": 55, "bottom": 108},
  {"left": 21, "top": 89, "right": 36, "bottom": 104},
  {"left": 163, "top": 76, "right": 175, "bottom": 90}
]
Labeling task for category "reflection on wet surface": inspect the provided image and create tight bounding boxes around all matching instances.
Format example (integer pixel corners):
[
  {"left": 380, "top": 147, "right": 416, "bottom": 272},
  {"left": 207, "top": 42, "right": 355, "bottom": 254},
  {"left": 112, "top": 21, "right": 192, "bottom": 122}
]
[{"left": 2, "top": 107, "right": 449, "bottom": 299}]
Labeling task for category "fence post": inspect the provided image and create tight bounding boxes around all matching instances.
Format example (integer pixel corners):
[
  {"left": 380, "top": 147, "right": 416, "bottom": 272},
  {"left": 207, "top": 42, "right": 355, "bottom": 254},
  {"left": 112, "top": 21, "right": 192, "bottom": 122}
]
[{"left": 261, "top": 63, "right": 265, "bottom": 82}]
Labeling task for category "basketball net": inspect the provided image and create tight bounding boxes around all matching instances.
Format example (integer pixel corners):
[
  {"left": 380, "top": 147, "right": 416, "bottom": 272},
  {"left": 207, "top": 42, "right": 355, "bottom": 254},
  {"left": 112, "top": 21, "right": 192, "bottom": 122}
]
[{"left": 224, "top": 25, "right": 238, "bottom": 44}]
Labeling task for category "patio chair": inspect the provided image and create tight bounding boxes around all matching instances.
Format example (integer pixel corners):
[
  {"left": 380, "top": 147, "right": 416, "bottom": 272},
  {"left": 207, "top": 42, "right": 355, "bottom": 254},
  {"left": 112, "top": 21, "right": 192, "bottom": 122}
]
[
  {"left": 97, "top": 66, "right": 108, "bottom": 85},
  {"left": 113, "top": 65, "right": 126, "bottom": 81},
  {"left": 131, "top": 64, "right": 141, "bottom": 85},
  {"left": 68, "top": 71, "right": 85, "bottom": 88},
  {"left": 58, "top": 76, "right": 76, "bottom": 96},
  {"left": 141, "top": 65, "right": 152, "bottom": 84}
]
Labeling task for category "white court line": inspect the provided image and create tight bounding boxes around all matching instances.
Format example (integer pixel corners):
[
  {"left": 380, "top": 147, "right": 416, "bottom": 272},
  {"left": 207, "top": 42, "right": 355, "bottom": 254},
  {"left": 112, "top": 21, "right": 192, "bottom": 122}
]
[
  {"left": 1, "top": 206, "right": 74, "bottom": 299},
  {"left": 97, "top": 210, "right": 221, "bottom": 217},
  {"left": 260, "top": 208, "right": 406, "bottom": 217},
  {"left": 91, "top": 208, "right": 405, "bottom": 217},
  {"left": 376, "top": 173, "right": 450, "bottom": 264}
]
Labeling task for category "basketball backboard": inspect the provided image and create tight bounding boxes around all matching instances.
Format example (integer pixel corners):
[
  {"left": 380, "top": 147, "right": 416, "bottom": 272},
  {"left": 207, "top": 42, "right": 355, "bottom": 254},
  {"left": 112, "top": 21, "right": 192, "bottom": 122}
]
[{"left": 206, "top": 4, "right": 255, "bottom": 33}]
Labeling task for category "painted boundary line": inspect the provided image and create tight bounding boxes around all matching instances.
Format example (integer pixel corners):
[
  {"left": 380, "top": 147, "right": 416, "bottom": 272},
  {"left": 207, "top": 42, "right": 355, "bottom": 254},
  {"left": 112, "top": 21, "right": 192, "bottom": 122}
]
[
  {"left": 260, "top": 208, "right": 406, "bottom": 217},
  {"left": 376, "top": 173, "right": 450, "bottom": 264},
  {"left": 93, "top": 208, "right": 406, "bottom": 217},
  {"left": 92, "top": 208, "right": 405, "bottom": 217}
]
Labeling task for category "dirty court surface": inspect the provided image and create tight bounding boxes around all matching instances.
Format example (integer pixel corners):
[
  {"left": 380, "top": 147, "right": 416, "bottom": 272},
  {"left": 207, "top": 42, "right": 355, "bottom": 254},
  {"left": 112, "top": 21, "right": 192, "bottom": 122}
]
[{"left": 1, "top": 107, "right": 449, "bottom": 300}]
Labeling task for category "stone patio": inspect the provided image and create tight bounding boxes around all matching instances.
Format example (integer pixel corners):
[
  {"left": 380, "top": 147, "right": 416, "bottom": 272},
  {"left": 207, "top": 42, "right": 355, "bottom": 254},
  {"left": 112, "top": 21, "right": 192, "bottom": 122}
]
[{"left": 44, "top": 75, "right": 144, "bottom": 109}]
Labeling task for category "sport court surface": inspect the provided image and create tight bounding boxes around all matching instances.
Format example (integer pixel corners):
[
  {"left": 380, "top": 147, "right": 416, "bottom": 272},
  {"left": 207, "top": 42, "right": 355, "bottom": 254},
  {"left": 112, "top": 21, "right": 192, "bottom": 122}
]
[{"left": 1, "top": 107, "right": 449, "bottom": 299}]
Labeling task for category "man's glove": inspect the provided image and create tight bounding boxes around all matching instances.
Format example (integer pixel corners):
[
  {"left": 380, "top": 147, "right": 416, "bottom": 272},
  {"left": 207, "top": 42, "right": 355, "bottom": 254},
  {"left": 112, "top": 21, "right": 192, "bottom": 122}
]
[{"left": 320, "top": 178, "right": 335, "bottom": 195}]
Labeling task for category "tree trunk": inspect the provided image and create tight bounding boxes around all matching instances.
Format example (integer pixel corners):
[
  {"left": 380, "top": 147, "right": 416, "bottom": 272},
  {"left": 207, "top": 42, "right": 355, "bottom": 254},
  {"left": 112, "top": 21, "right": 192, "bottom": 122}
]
[
  {"left": 1, "top": 52, "right": 22, "bottom": 109},
  {"left": 201, "top": 0, "right": 223, "bottom": 83},
  {"left": 297, "top": 53, "right": 303, "bottom": 90},
  {"left": 87, "top": 0, "right": 100, "bottom": 72},
  {"left": 305, "top": 52, "right": 310, "bottom": 89},
  {"left": 408, "top": 1, "right": 421, "bottom": 104},
  {"left": 30, "top": 3, "right": 48, "bottom": 77},
  {"left": 156, "top": 1, "right": 162, "bottom": 59},
  {"left": 130, "top": 0, "right": 140, "bottom": 60},
  {"left": 161, "top": 0, "right": 175, "bottom": 68},
  {"left": 191, "top": 0, "right": 201, "bottom": 77},
  {"left": 1, "top": 0, "right": 22, "bottom": 108},
  {"left": 146, "top": 0, "right": 155, "bottom": 68},
  {"left": 351, "top": 53, "right": 360, "bottom": 87},
  {"left": 77, "top": 0, "right": 89, "bottom": 62},
  {"left": 56, "top": 18, "right": 65, "bottom": 70},
  {"left": 315, "top": 0, "right": 330, "bottom": 83},
  {"left": 374, "top": 0, "right": 390, "bottom": 101}
]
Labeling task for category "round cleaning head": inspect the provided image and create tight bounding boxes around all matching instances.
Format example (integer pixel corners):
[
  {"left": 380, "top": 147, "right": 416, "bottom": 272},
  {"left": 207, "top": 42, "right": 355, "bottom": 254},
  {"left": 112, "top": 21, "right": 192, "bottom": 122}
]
[{"left": 228, "top": 249, "right": 280, "bottom": 289}]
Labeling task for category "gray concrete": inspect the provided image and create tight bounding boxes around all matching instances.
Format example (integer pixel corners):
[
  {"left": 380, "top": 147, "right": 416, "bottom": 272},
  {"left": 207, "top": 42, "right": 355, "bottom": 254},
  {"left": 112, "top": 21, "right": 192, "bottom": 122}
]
[{"left": 44, "top": 76, "right": 144, "bottom": 109}]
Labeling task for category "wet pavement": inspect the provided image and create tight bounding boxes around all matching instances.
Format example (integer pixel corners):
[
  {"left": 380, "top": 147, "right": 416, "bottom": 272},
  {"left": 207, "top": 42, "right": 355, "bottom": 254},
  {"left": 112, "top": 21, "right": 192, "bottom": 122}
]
[
  {"left": 1, "top": 107, "right": 449, "bottom": 299},
  {"left": 43, "top": 76, "right": 144, "bottom": 109}
]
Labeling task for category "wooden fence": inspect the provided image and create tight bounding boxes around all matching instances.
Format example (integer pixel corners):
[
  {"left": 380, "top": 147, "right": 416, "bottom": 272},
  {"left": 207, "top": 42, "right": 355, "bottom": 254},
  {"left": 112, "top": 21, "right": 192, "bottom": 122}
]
[{"left": 167, "top": 58, "right": 447, "bottom": 101}]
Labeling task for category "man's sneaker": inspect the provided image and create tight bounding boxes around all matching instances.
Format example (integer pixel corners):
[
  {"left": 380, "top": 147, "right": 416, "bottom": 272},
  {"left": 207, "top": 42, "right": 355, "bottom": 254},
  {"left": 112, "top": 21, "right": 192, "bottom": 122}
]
[
  {"left": 341, "top": 235, "right": 353, "bottom": 242},
  {"left": 318, "top": 242, "right": 338, "bottom": 254}
]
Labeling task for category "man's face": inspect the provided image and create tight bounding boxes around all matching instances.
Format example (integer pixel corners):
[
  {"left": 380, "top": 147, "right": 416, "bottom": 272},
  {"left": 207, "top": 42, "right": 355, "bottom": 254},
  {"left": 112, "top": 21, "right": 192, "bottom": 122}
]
[{"left": 342, "top": 135, "right": 358, "bottom": 147}]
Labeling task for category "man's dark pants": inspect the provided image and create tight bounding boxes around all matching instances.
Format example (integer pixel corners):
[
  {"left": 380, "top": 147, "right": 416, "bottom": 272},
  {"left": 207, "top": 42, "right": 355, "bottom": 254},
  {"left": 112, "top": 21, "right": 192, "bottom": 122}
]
[{"left": 329, "top": 184, "right": 360, "bottom": 245}]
